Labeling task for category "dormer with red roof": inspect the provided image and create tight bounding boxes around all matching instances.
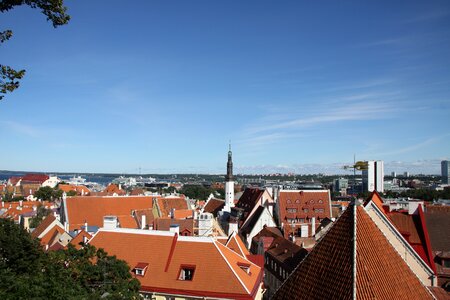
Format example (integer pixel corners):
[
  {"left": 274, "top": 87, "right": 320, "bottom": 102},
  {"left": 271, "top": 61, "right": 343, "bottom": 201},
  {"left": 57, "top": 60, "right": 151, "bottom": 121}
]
[{"left": 88, "top": 228, "right": 264, "bottom": 299}]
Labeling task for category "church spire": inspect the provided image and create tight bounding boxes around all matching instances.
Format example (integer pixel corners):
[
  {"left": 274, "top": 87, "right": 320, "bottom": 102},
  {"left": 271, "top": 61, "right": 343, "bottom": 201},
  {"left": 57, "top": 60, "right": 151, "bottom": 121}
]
[{"left": 226, "top": 142, "right": 233, "bottom": 181}]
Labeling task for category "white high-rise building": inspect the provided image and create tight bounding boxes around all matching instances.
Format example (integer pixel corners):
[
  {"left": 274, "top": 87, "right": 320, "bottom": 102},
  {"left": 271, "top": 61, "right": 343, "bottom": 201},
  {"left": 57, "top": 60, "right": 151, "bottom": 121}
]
[
  {"left": 442, "top": 160, "right": 449, "bottom": 184},
  {"left": 362, "top": 160, "right": 384, "bottom": 193}
]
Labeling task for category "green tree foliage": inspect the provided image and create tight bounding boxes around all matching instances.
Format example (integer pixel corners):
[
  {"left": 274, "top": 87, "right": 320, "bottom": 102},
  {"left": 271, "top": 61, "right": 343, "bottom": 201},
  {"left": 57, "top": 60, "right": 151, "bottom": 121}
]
[
  {"left": 0, "top": 218, "right": 141, "bottom": 299},
  {"left": 383, "top": 187, "right": 450, "bottom": 201},
  {"left": 66, "top": 190, "right": 77, "bottom": 196},
  {"left": 34, "top": 186, "right": 62, "bottom": 201},
  {"left": 29, "top": 204, "right": 52, "bottom": 228},
  {"left": 180, "top": 184, "right": 215, "bottom": 200},
  {"left": 0, "top": 0, "right": 70, "bottom": 100}
]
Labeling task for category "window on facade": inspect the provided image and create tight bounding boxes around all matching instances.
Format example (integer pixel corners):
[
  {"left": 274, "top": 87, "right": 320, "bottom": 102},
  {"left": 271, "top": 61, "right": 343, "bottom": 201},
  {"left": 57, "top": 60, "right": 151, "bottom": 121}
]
[
  {"left": 318, "top": 199, "right": 323, "bottom": 204},
  {"left": 178, "top": 266, "right": 195, "bottom": 281},
  {"left": 295, "top": 199, "right": 300, "bottom": 203},
  {"left": 310, "top": 200, "right": 315, "bottom": 204},
  {"left": 304, "top": 209, "right": 308, "bottom": 213},
  {"left": 287, "top": 199, "right": 291, "bottom": 204},
  {"left": 443, "top": 259, "right": 450, "bottom": 268}
]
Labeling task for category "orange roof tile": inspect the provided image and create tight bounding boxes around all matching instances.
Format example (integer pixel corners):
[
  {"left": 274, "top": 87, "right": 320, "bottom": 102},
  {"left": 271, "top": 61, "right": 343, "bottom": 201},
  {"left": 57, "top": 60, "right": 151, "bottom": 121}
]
[
  {"left": 58, "top": 184, "right": 90, "bottom": 195},
  {"left": 173, "top": 209, "right": 194, "bottom": 219},
  {"left": 157, "top": 196, "right": 189, "bottom": 218},
  {"left": 226, "top": 231, "right": 250, "bottom": 257},
  {"left": 272, "top": 204, "right": 433, "bottom": 300},
  {"left": 69, "top": 230, "right": 92, "bottom": 249},
  {"left": 31, "top": 214, "right": 57, "bottom": 238},
  {"left": 64, "top": 196, "right": 158, "bottom": 230},
  {"left": 89, "top": 229, "right": 263, "bottom": 298}
]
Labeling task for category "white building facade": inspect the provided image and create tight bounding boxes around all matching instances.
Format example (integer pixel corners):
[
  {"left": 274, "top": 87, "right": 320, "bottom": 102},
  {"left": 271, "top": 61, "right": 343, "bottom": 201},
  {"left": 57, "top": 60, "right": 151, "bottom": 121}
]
[{"left": 363, "top": 160, "right": 384, "bottom": 193}]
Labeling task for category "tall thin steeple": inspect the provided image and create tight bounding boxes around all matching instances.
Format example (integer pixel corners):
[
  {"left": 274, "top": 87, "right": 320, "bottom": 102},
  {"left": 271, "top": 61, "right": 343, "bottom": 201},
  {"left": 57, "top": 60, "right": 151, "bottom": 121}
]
[
  {"left": 223, "top": 142, "right": 235, "bottom": 213},
  {"left": 226, "top": 142, "right": 233, "bottom": 182}
]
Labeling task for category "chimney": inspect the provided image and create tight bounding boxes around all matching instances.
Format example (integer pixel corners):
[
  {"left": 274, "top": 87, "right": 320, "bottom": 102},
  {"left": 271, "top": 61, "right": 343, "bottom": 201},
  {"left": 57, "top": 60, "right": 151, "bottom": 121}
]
[
  {"left": 19, "top": 200, "right": 23, "bottom": 207},
  {"left": 64, "top": 222, "right": 68, "bottom": 232},
  {"left": 170, "top": 224, "right": 180, "bottom": 235},
  {"left": 141, "top": 214, "right": 146, "bottom": 230},
  {"left": 1, "top": 201, "right": 4, "bottom": 208},
  {"left": 103, "top": 216, "right": 118, "bottom": 230},
  {"left": 311, "top": 217, "right": 316, "bottom": 236},
  {"left": 149, "top": 224, "right": 153, "bottom": 230},
  {"left": 84, "top": 220, "right": 88, "bottom": 231},
  {"left": 171, "top": 208, "right": 176, "bottom": 219},
  {"left": 83, "top": 236, "right": 88, "bottom": 244},
  {"left": 53, "top": 211, "right": 57, "bottom": 217}
]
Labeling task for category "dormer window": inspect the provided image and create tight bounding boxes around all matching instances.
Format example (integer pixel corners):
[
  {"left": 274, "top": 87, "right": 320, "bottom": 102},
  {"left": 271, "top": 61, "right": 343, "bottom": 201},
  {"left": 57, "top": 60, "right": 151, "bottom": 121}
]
[
  {"left": 133, "top": 262, "right": 149, "bottom": 277},
  {"left": 238, "top": 262, "right": 251, "bottom": 274},
  {"left": 178, "top": 265, "right": 195, "bottom": 281}
]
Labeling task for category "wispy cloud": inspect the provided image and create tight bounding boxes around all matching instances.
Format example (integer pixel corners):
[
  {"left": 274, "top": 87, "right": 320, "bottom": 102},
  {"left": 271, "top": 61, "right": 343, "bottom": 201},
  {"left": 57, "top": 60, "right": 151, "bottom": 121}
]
[
  {"left": 245, "top": 100, "right": 396, "bottom": 135},
  {"left": 364, "top": 134, "right": 450, "bottom": 157}
]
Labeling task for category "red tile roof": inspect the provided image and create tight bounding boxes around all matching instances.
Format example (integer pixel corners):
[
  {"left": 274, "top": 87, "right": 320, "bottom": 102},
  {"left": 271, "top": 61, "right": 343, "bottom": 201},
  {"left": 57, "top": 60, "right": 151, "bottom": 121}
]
[
  {"left": 225, "top": 231, "right": 250, "bottom": 257},
  {"left": 202, "top": 198, "right": 225, "bottom": 216},
  {"left": 103, "top": 184, "right": 126, "bottom": 196},
  {"left": 236, "top": 188, "right": 265, "bottom": 221},
  {"left": 155, "top": 218, "right": 194, "bottom": 236},
  {"left": 156, "top": 196, "right": 189, "bottom": 218},
  {"left": 89, "top": 229, "right": 263, "bottom": 299},
  {"left": 31, "top": 214, "right": 57, "bottom": 239},
  {"left": 8, "top": 176, "right": 22, "bottom": 186},
  {"left": 69, "top": 230, "right": 92, "bottom": 249},
  {"left": 64, "top": 196, "right": 158, "bottom": 230},
  {"left": 22, "top": 174, "right": 49, "bottom": 184},
  {"left": 58, "top": 184, "right": 90, "bottom": 195},
  {"left": 272, "top": 204, "right": 433, "bottom": 300}
]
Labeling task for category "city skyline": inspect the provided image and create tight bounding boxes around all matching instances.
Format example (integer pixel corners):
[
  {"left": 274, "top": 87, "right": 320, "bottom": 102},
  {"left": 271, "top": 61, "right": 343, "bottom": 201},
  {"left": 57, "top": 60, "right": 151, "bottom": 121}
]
[{"left": 1, "top": 1, "right": 449, "bottom": 174}]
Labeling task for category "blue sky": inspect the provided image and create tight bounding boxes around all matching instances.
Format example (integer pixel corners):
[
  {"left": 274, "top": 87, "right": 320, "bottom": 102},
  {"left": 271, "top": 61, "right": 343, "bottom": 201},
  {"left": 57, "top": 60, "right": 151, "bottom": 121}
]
[{"left": 1, "top": 0, "right": 449, "bottom": 174}]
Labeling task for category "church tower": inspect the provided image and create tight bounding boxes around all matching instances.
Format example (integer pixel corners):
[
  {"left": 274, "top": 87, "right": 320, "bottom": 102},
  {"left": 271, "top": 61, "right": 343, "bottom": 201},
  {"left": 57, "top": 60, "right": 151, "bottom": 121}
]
[{"left": 223, "top": 143, "right": 235, "bottom": 212}]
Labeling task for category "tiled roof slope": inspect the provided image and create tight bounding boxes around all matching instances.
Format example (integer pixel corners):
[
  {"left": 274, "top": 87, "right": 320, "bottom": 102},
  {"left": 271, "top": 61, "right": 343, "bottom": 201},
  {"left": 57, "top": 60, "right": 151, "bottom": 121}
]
[
  {"left": 203, "top": 198, "right": 225, "bottom": 217},
  {"left": 425, "top": 205, "right": 450, "bottom": 252},
  {"left": 387, "top": 207, "right": 435, "bottom": 272},
  {"left": 272, "top": 204, "right": 433, "bottom": 300},
  {"left": 64, "top": 196, "right": 157, "bottom": 230},
  {"left": 365, "top": 192, "right": 436, "bottom": 272},
  {"left": 22, "top": 174, "right": 49, "bottom": 184},
  {"left": 89, "top": 230, "right": 263, "bottom": 299},
  {"left": 355, "top": 206, "right": 432, "bottom": 300},
  {"left": 236, "top": 188, "right": 265, "bottom": 221},
  {"left": 226, "top": 231, "right": 250, "bottom": 257},
  {"left": 240, "top": 206, "right": 265, "bottom": 235},
  {"left": 31, "top": 214, "right": 57, "bottom": 238},
  {"left": 157, "top": 196, "right": 189, "bottom": 218},
  {"left": 69, "top": 230, "right": 92, "bottom": 249}
]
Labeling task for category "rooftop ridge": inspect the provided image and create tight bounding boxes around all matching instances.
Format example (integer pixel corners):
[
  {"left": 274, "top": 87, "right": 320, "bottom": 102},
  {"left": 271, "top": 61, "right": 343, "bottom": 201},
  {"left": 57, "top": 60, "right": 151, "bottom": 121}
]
[
  {"left": 213, "top": 241, "right": 250, "bottom": 295},
  {"left": 280, "top": 189, "right": 329, "bottom": 193},
  {"left": 96, "top": 227, "right": 214, "bottom": 243}
]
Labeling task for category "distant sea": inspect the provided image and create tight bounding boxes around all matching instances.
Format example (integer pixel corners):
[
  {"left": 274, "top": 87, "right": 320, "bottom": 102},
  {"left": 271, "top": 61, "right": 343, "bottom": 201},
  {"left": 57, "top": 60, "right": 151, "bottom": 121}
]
[{"left": 0, "top": 171, "right": 114, "bottom": 186}]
